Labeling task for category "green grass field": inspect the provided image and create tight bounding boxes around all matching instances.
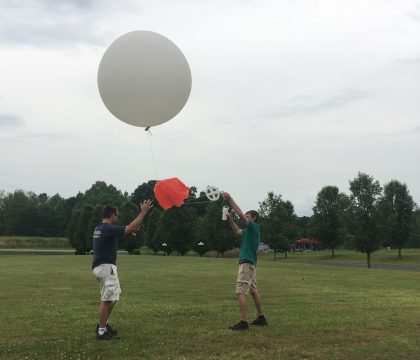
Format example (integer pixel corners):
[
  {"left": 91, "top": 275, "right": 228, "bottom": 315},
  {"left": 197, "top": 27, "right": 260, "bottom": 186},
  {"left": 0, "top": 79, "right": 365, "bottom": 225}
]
[
  {"left": 0, "top": 254, "right": 419, "bottom": 360},
  {"left": 283, "top": 248, "right": 420, "bottom": 266},
  {"left": 0, "top": 236, "right": 71, "bottom": 249}
]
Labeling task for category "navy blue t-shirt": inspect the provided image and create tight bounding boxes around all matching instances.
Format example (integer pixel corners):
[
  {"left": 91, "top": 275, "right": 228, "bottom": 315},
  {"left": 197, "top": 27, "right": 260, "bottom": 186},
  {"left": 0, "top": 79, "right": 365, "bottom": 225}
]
[{"left": 92, "top": 223, "right": 125, "bottom": 269}]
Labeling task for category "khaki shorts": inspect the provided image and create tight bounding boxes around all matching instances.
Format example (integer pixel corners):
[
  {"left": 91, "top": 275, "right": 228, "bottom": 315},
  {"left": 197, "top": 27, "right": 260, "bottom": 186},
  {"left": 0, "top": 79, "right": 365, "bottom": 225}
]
[
  {"left": 93, "top": 264, "right": 121, "bottom": 302},
  {"left": 236, "top": 263, "right": 257, "bottom": 295}
]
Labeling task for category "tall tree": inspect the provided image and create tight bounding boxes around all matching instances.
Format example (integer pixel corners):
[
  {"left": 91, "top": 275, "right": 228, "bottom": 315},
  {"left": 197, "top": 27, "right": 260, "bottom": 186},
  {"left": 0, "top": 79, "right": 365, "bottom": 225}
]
[
  {"left": 193, "top": 216, "right": 210, "bottom": 256},
  {"left": 67, "top": 209, "right": 80, "bottom": 248},
  {"left": 86, "top": 205, "right": 102, "bottom": 253},
  {"left": 311, "top": 186, "right": 349, "bottom": 257},
  {"left": 131, "top": 182, "right": 156, "bottom": 208},
  {"left": 39, "top": 194, "right": 68, "bottom": 236},
  {"left": 185, "top": 190, "right": 209, "bottom": 218},
  {"left": 118, "top": 201, "right": 143, "bottom": 254},
  {"left": 259, "top": 192, "right": 297, "bottom": 260},
  {"left": 82, "top": 181, "right": 127, "bottom": 208},
  {"left": 0, "top": 190, "right": 69, "bottom": 237},
  {"left": 155, "top": 206, "right": 196, "bottom": 255},
  {"left": 348, "top": 172, "right": 382, "bottom": 268},
  {"left": 188, "top": 186, "right": 197, "bottom": 199},
  {"left": 378, "top": 180, "right": 416, "bottom": 258},
  {"left": 1, "top": 190, "right": 39, "bottom": 236},
  {"left": 73, "top": 205, "right": 94, "bottom": 254},
  {"left": 153, "top": 213, "right": 172, "bottom": 255},
  {"left": 193, "top": 217, "right": 210, "bottom": 256},
  {"left": 0, "top": 190, "right": 5, "bottom": 234},
  {"left": 296, "top": 216, "right": 311, "bottom": 240},
  {"left": 145, "top": 208, "right": 163, "bottom": 254},
  {"left": 408, "top": 208, "right": 420, "bottom": 248},
  {"left": 195, "top": 200, "right": 237, "bottom": 257}
]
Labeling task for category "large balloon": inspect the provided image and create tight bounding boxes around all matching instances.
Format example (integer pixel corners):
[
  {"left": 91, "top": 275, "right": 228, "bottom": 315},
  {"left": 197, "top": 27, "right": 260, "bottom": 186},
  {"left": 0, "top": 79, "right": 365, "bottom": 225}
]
[
  {"left": 98, "top": 30, "right": 192, "bottom": 128},
  {"left": 154, "top": 178, "right": 189, "bottom": 210}
]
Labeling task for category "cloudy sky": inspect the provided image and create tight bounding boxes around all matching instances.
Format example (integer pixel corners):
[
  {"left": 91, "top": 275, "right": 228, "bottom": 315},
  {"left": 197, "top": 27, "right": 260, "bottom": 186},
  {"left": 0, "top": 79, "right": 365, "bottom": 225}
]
[{"left": 0, "top": 0, "right": 419, "bottom": 216}]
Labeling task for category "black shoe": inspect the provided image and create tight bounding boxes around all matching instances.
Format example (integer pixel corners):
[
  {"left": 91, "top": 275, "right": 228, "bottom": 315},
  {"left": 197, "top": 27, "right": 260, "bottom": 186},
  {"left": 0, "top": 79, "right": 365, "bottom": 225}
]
[
  {"left": 251, "top": 316, "right": 268, "bottom": 326},
  {"left": 106, "top": 323, "right": 118, "bottom": 335},
  {"left": 96, "top": 323, "right": 118, "bottom": 335},
  {"left": 229, "top": 321, "right": 249, "bottom": 331},
  {"left": 96, "top": 330, "right": 119, "bottom": 341}
]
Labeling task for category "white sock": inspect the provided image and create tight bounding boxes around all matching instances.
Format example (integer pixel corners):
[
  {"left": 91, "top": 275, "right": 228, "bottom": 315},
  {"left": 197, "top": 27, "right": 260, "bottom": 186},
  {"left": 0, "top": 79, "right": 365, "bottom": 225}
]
[{"left": 98, "top": 327, "right": 107, "bottom": 335}]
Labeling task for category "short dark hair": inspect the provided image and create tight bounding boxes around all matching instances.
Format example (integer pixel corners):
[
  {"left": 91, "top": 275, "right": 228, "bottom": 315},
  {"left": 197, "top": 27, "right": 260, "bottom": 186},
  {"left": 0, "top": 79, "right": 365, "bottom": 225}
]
[
  {"left": 102, "top": 204, "right": 118, "bottom": 219},
  {"left": 246, "top": 210, "right": 259, "bottom": 223}
]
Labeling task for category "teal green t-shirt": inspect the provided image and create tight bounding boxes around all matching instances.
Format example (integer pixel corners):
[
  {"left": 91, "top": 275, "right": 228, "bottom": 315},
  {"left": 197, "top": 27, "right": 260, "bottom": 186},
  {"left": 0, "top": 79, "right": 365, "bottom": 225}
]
[{"left": 239, "top": 221, "right": 260, "bottom": 265}]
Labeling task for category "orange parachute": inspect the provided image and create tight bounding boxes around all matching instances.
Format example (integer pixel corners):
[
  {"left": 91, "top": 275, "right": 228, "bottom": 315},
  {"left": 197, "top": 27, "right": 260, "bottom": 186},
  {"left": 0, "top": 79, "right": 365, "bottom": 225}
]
[{"left": 154, "top": 178, "right": 189, "bottom": 209}]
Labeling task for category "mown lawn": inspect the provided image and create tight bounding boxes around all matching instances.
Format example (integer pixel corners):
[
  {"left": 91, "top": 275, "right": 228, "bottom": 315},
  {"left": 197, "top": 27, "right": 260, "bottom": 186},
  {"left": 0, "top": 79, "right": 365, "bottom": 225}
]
[
  {"left": 281, "top": 248, "right": 420, "bottom": 266},
  {"left": 0, "top": 236, "right": 71, "bottom": 249},
  {"left": 0, "top": 254, "right": 419, "bottom": 359}
]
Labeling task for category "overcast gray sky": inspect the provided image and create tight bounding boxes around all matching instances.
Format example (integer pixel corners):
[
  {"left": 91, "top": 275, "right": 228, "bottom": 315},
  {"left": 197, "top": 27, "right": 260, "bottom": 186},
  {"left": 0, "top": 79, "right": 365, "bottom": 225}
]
[{"left": 0, "top": 0, "right": 419, "bottom": 216}]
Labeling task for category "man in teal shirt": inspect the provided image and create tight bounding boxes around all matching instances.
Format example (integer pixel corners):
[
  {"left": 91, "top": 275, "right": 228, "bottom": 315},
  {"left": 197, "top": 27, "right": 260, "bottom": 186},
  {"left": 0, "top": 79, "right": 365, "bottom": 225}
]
[{"left": 224, "top": 192, "right": 268, "bottom": 331}]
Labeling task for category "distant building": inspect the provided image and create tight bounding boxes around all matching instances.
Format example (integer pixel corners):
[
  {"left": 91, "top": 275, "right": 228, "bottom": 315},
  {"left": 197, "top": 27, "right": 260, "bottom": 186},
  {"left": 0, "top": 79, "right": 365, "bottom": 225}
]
[{"left": 258, "top": 242, "right": 270, "bottom": 253}]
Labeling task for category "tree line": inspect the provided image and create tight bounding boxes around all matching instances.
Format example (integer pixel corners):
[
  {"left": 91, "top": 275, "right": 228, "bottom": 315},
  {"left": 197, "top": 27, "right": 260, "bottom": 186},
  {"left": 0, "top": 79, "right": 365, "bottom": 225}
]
[{"left": 0, "top": 172, "right": 419, "bottom": 267}]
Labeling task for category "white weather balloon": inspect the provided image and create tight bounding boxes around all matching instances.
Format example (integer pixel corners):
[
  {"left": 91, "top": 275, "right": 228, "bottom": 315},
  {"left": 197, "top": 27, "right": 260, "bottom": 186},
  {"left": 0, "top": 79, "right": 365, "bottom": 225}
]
[{"left": 98, "top": 30, "right": 192, "bottom": 128}]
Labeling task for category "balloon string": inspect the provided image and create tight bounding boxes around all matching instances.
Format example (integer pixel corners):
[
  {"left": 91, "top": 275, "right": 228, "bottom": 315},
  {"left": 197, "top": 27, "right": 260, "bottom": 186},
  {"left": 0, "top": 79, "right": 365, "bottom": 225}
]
[{"left": 146, "top": 128, "right": 159, "bottom": 180}]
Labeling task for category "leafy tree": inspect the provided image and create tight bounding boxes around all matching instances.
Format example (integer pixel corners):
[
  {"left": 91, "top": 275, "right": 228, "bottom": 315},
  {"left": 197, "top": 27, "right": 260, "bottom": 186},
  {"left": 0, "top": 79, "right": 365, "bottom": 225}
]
[
  {"left": 82, "top": 181, "right": 127, "bottom": 208},
  {"left": 1, "top": 190, "right": 40, "bottom": 236},
  {"left": 153, "top": 214, "right": 172, "bottom": 255},
  {"left": 66, "top": 182, "right": 136, "bottom": 253},
  {"left": 35, "top": 193, "right": 49, "bottom": 236},
  {"left": 145, "top": 208, "right": 163, "bottom": 254},
  {"left": 0, "top": 190, "right": 69, "bottom": 237},
  {"left": 0, "top": 190, "right": 5, "bottom": 234},
  {"left": 378, "top": 180, "right": 416, "bottom": 258},
  {"left": 68, "top": 209, "right": 81, "bottom": 251},
  {"left": 296, "top": 216, "right": 311, "bottom": 240},
  {"left": 65, "top": 193, "right": 84, "bottom": 212},
  {"left": 131, "top": 182, "right": 156, "bottom": 209},
  {"left": 185, "top": 190, "right": 209, "bottom": 218},
  {"left": 189, "top": 186, "right": 197, "bottom": 198},
  {"left": 193, "top": 216, "right": 211, "bottom": 256},
  {"left": 348, "top": 172, "right": 382, "bottom": 268},
  {"left": 73, "top": 205, "right": 94, "bottom": 254},
  {"left": 259, "top": 192, "right": 297, "bottom": 260},
  {"left": 86, "top": 205, "right": 103, "bottom": 253},
  {"left": 155, "top": 206, "right": 196, "bottom": 255},
  {"left": 67, "top": 208, "right": 79, "bottom": 246},
  {"left": 39, "top": 194, "right": 68, "bottom": 237},
  {"left": 311, "top": 186, "right": 349, "bottom": 257},
  {"left": 408, "top": 208, "right": 420, "bottom": 248},
  {"left": 201, "top": 200, "right": 237, "bottom": 257},
  {"left": 118, "top": 201, "right": 143, "bottom": 254},
  {"left": 130, "top": 181, "right": 157, "bottom": 236}
]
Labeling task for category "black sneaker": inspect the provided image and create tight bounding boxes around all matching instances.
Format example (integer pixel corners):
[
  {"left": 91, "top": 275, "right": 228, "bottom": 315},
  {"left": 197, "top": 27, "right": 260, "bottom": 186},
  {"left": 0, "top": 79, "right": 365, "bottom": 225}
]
[
  {"left": 251, "top": 316, "right": 268, "bottom": 326},
  {"left": 96, "top": 330, "right": 119, "bottom": 341},
  {"left": 229, "top": 321, "right": 249, "bottom": 331},
  {"left": 96, "top": 324, "right": 118, "bottom": 335}
]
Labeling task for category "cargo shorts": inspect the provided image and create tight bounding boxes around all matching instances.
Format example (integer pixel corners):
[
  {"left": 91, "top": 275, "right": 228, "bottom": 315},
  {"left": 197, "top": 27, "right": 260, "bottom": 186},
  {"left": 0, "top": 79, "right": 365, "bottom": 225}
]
[
  {"left": 93, "top": 264, "right": 121, "bottom": 302},
  {"left": 236, "top": 262, "right": 257, "bottom": 295}
]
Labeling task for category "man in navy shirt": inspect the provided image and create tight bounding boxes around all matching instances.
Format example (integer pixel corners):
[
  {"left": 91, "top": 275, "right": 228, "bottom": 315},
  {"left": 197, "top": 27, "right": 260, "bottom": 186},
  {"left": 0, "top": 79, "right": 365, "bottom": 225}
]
[{"left": 92, "top": 200, "right": 153, "bottom": 340}]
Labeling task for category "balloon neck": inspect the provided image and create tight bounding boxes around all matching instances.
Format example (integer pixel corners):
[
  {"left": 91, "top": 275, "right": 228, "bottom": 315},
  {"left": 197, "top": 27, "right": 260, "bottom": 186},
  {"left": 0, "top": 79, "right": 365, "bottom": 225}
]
[{"left": 145, "top": 127, "right": 153, "bottom": 135}]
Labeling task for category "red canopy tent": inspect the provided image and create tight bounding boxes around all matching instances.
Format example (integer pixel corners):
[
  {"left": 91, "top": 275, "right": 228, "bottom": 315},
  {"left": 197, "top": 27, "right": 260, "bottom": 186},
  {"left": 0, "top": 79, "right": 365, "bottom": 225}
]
[{"left": 295, "top": 238, "right": 321, "bottom": 251}]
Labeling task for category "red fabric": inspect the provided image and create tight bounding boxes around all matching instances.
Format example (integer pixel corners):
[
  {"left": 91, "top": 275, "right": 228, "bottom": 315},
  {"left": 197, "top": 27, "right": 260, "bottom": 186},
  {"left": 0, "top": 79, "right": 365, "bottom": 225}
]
[{"left": 154, "top": 178, "right": 189, "bottom": 209}]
